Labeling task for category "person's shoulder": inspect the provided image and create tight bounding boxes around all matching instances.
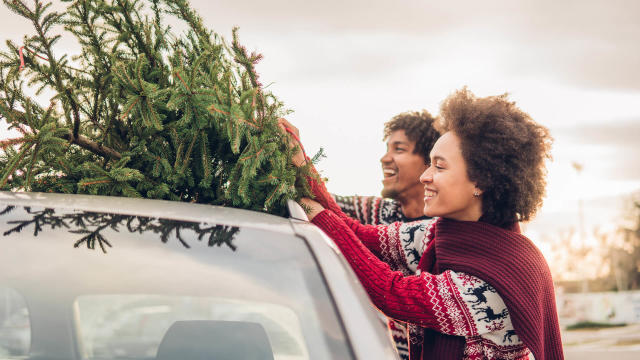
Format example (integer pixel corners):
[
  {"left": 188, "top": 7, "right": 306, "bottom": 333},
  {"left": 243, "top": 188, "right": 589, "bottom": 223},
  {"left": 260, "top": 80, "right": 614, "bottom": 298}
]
[{"left": 437, "top": 218, "right": 551, "bottom": 276}]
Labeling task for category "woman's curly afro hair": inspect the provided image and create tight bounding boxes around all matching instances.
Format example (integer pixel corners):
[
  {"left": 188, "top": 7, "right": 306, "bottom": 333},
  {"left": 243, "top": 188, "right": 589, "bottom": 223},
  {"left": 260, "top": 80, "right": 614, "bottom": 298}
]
[{"left": 436, "top": 88, "right": 553, "bottom": 228}]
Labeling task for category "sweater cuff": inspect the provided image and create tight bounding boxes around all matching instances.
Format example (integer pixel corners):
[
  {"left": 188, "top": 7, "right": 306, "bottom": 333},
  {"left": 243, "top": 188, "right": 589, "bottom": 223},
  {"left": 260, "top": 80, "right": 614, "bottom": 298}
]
[{"left": 311, "top": 209, "right": 342, "bottom": 231}]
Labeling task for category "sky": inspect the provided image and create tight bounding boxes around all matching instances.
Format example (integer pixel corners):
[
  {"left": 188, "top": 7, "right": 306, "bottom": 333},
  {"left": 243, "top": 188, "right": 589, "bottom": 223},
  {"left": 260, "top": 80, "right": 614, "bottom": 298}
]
[{"left": 1, "top": 0, "right": 640, "bottom": 276}]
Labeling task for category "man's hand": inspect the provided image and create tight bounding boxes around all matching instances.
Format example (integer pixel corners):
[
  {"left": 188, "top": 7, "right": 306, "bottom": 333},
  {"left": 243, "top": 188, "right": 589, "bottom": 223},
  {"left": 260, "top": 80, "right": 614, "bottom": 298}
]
[
  {"left": 300, "top": 197, "right": 325, "bottom": 220},
  {"left": 277, "top": 118, "right": 307, "bottom": 167}
]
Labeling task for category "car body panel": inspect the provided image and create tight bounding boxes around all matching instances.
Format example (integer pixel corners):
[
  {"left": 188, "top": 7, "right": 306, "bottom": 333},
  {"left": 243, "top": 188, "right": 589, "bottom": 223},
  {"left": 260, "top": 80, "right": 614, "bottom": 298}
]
[
  {"left": 290, "top": 220, "right": 399, "bottom": 360},
  {"left": 0, "top": 192, "right": 399, "bottom": 360}
]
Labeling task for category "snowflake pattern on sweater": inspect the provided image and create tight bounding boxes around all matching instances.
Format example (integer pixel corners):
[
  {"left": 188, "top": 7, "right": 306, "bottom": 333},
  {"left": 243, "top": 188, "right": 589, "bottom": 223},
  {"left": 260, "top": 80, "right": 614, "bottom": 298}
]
[
  {"left": 334, "top": 194, "right": 416, "bottom": 225},
  {"left": 314, "top": 209, "right": 535, "bottom": 360}
]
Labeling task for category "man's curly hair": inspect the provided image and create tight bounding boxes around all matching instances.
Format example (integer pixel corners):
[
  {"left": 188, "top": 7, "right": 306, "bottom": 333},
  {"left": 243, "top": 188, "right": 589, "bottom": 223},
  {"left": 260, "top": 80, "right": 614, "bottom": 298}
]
[
  {"left": 383, "top": 110, "right": 440, "bottom": 163},
  {"left": 436, "top": 88, "right": 553, "bottom": 228}
]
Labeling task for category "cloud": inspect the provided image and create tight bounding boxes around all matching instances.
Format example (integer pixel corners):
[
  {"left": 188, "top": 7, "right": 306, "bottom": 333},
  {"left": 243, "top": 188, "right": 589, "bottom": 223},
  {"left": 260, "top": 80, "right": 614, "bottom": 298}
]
[
  {"left": 555, "top": 119, "right": 640, "bottom": 148},
  {"left": 190, "top": 0, "right": 640, "bottom": 91},
  {"left": 552, "top": 119, "right": 640, "bottom": 181},
  {"left": 502, "top": 0, "right": 640, "bottom": 90},
  {"left": 192, "top": 0, "right": 465, "bottom": 33},
  {"left": 4, "top": 0, "right": 637, "bottom": 91}
]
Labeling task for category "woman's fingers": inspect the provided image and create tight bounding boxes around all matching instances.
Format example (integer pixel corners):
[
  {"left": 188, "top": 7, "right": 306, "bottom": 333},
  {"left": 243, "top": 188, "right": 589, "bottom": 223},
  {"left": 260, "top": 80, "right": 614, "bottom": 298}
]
[
  {"left": 300, "top": 197, "right": 325, "bottom": 220},
  {"left": 277, "top": 118, "right": 288, "bottom": 134},
  {"left": 277, "top": 118, "right": 298, "bottom": 147},
  {"left": 278, "top": 118, "right": 299, "bottom": 138},
  {"left": 277, "top": 118, "right": 307, "bottom": 167}
]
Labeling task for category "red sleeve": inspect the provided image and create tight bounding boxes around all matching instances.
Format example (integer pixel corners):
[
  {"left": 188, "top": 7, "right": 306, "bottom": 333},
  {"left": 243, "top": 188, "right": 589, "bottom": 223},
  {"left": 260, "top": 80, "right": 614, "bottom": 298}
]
[
  {"left": 312, "top": 210, "right": 476, "bottom": 336},
  {"left": 307, "top": 173, "right": 387, "bottom": 256},
  {"left": 307, "top": 171, "right": 347, "bottom": 216}
]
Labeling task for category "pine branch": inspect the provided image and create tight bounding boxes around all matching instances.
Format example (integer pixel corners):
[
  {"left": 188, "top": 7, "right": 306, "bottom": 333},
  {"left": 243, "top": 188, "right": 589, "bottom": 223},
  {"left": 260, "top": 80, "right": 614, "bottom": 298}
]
[
  {"left": 60, "top": 130, "right": 122, "bottom": 159},
  {"left": 115, "top": 0, "right": 155, "bottom": 66},
  {"left": 3, "top": 107, "right": 122, "bottom": 159}
]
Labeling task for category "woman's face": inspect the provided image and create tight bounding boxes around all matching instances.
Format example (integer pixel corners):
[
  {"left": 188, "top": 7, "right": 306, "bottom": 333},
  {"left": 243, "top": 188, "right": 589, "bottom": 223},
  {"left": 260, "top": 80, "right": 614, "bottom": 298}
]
[{"left": 419, "top": 131, "right": 483, "bottom": 221}]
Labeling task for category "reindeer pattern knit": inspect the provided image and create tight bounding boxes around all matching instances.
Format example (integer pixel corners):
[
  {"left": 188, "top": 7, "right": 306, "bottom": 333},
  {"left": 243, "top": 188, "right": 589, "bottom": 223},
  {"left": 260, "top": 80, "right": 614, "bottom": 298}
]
[{"left": 362, "top": 216, "right": 532, "bottom": 359}]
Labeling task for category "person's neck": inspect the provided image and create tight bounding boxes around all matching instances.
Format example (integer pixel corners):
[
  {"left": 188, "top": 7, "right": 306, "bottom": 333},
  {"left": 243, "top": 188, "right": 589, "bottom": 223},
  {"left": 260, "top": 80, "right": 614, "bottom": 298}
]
[{"left": 398, "top": 198, "right": 425, "bottom": 219}]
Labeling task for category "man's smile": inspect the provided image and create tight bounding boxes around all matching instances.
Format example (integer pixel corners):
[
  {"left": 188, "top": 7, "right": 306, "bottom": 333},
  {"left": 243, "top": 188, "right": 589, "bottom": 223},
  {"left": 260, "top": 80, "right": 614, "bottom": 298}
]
[{"left": 383, "top": 168, "right": 397, "bottom": 179}]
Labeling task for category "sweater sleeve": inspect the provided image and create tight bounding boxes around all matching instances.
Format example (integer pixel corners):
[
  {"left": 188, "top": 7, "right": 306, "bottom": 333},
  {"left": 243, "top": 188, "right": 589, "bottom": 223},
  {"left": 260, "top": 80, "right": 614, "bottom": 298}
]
[
  {"left": 332, "top": 194, "right": 366, "bottom": 223},
  {"left": 312, "top": 210, "right": 526, "bottom": 343},
  {"left": 308, "top": 176, "right": 408, "bottom": 259},
  {"left": 309, "top": 176, "right": 387, "bottom": 253},
  {"left": 332, "top": 194, "right": 393, "bottom": 226}
]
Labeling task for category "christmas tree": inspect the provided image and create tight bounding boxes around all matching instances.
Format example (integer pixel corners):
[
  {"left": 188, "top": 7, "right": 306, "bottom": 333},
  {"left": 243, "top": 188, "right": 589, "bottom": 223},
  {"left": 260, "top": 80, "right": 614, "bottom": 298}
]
[{"left": 0, "top": 0, "right": 320, "bottom": 216}]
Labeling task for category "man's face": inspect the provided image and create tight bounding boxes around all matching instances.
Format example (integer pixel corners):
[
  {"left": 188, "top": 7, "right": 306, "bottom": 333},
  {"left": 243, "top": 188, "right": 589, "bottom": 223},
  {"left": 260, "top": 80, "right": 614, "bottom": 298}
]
[{"left": 380, "top": 130, "right": 428, "bottom": 203}]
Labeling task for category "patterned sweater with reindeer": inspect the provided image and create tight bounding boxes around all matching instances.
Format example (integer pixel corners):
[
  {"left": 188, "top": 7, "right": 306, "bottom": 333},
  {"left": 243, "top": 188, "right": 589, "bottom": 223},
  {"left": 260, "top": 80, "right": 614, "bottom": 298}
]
[
  {"left": 333, "top": 194, "right": 429, "bottom": 225},
  {"left": 313, "top": 212, "right": 535, "bottom": 360}
]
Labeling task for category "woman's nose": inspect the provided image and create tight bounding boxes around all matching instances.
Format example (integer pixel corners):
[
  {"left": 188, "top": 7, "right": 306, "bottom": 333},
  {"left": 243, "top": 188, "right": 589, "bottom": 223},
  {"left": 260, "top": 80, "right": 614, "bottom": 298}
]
[{"left": 420, "top": 167, "right": 433, "bottom": 183}]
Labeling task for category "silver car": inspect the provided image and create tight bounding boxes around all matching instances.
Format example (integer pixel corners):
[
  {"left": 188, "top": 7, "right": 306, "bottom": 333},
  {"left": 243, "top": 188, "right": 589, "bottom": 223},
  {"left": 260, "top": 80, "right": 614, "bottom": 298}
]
[{"left": 0, "top": 191, "right": 399, "bottom": 360}]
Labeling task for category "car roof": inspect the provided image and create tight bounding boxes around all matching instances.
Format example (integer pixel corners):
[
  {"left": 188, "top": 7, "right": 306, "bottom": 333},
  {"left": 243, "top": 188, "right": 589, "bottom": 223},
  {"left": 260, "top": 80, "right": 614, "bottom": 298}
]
[{"left": 0, "top": 191, "right": 294, "bottom": 234}]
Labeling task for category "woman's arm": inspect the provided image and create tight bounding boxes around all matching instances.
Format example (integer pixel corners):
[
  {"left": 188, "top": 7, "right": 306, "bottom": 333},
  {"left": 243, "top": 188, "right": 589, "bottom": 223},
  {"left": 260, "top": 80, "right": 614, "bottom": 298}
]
[
  {"left": 304, "top": 183, "right": 433, "bottom": 276},
  {"left": 311, "top": 209, "right": 518, "bottom": 339}
]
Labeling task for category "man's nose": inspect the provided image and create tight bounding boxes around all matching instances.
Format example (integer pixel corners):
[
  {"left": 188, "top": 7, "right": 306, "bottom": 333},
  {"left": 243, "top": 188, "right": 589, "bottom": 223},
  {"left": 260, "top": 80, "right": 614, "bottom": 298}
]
[{"left": 380, "top": 151, "right": 392, "bottom": 164}]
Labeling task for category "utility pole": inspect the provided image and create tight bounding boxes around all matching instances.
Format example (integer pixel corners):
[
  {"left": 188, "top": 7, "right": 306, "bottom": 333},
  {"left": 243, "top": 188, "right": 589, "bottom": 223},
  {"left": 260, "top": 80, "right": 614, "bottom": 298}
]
[{"left": 572, "top": 161, "right": 589, "bottom": 292}]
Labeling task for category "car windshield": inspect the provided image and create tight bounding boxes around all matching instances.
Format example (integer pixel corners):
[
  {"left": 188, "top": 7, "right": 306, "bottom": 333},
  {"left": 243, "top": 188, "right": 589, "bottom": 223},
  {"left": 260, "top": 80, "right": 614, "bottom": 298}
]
[{"left": 0, "top": 203, "right": 351, "bottom": 360}]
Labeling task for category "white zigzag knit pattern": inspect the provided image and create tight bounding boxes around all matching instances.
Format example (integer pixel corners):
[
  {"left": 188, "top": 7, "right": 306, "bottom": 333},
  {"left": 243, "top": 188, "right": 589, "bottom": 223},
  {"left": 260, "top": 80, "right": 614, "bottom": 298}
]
[{"left": 423, "top": 272, "right": 450, "bottom": 333}]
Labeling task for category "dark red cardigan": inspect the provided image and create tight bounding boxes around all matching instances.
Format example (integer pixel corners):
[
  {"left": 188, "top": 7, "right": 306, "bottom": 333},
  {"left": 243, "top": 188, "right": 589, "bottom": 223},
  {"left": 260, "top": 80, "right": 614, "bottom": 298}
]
[{"left": 418, "top": 218, "right": 564, "bottom": 360}]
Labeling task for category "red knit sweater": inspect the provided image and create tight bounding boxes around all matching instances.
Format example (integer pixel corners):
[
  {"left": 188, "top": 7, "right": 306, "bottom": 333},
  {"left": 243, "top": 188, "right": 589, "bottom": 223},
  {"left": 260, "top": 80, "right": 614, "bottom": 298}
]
[{"left": 309, "top": 178, "right": 563, "bottom": 360}]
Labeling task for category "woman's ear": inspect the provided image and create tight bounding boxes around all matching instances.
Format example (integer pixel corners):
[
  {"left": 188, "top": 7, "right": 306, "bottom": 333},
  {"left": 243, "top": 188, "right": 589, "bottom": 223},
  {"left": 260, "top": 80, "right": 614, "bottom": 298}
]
[{"left": 473, "top": 187, "right": 482, "bottom": 197}]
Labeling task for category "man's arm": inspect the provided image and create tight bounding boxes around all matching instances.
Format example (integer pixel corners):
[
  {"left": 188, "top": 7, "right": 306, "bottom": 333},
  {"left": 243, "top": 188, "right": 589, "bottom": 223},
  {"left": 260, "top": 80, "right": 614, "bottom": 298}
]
[
  {"left": 333, "top": 194, "right": 389, "bottom": 225},
  {"left": 332, "top": 194, "right": 365, "bottom": 222}
]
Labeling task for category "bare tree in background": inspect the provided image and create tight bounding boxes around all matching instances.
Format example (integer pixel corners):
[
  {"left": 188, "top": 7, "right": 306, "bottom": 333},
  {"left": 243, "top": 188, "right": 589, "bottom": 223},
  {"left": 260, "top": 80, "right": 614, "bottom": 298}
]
[{"left": 614, "top": 197, "right": 640, "bottom": 290}]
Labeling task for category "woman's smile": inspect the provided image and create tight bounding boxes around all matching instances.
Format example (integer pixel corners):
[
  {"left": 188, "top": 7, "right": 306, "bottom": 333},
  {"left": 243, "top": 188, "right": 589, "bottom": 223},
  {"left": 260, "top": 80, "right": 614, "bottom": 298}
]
[{"left": 424, "top": 188, "right": 436, "bottom": 201}]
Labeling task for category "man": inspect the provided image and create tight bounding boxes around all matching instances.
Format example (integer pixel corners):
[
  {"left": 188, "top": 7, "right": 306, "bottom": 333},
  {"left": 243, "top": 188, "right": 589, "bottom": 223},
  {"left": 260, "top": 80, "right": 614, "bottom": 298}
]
[
  {"left": 334, "top": 110, "right": 439, "bottom": 224},
  {"left": 333, "top": 110, "right": 440, "bottom": 360}
]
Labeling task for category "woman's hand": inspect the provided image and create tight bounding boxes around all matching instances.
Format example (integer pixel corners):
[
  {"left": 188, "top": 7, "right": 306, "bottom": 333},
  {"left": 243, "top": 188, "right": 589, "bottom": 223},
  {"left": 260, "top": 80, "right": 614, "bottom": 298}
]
[
  {"left": 277, "top": 118, "right": 307, "bottom": 167},
  {"left": 299, "top": 197, "right": 325, "bottom": 221}
]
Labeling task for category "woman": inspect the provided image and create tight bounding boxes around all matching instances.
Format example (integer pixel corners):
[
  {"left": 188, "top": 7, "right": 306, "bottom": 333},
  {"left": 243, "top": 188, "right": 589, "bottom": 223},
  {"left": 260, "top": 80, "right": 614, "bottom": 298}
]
[{"left": 284, "top": 88, "right": 563, "bottom": 360}]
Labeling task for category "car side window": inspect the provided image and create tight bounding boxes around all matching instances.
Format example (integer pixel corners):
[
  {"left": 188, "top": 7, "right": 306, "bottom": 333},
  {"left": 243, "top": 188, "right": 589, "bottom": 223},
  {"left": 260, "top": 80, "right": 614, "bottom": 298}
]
[
  {"left": 0, "top": 287, "right": 31, "bottom": 358},
  {"left": 74, "top": 295, "right": 307, "bottom": 360}
]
